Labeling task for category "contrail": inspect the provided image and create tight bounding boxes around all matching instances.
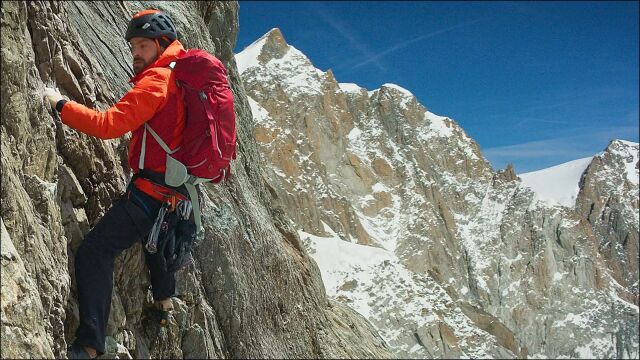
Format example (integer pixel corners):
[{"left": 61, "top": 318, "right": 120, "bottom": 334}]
[{"left": 352, "top": 17, "right": 488, "bottom": 69}]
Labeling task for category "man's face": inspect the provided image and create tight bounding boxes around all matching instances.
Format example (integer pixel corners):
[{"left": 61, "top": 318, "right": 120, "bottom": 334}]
[{"left": 129, "top": 37, "right": 159, "bottom": 74}]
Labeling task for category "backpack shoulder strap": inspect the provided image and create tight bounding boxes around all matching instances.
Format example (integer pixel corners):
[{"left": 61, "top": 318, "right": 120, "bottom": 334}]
[{"left": 138, "top": 124, "right": 180, "bottom": 170}]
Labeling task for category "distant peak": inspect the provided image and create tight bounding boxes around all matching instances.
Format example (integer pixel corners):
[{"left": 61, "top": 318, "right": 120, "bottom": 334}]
[
  {"left": 257, "top": 27, "right": 290, "bottom": 64},
  {"left": 602, "top": 139, "right": 640, "bottom": 157},
  {"left": 235, "top": 27, "right": 290, "bottom": 74},
  {"left": 247, "top": 28, "right": 287, "bottom": 48},
  {"left": 380, "top": 83, "right": 414, "bottom": 98},
  {"left": 265, "top": 27, "right": 286, "bottom": 44},
  {"left": 610, "top": 139, "right": 639, "bottom": 148}
]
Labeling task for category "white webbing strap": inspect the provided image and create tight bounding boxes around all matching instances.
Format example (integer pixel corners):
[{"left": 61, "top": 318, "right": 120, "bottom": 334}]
[
  {"left": 185, "top": 176, "right": 212, "bottom": 233},
  {"left": 139, "top": 123, "right": 212, "bottom": 233},
  {"left": 146, "top": 124, "right": 179, "bottom": 154},
  {"left": 138, "top": 124, "right": 180, "bottom": 171},
  {"left": 138, "top": 126, "right": 148, "bottom": 170}
]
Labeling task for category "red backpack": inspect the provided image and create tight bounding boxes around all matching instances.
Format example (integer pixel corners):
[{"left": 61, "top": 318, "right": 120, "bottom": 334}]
[
  {"left": 172, "top": 49, "right": 236, "bottom": 182},
  {"left": 141, "top": 49, "right": 236, "bottom": 232}
]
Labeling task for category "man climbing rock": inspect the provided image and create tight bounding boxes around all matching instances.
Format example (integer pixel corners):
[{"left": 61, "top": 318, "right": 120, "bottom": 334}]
[{"left": 44, "top": 10, "right": 192, "bottom": 359}]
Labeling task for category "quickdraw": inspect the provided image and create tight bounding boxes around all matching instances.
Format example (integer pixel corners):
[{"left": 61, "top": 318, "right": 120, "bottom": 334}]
[{"left": 133, "top": 176, "right": 193, "bottom": 254}]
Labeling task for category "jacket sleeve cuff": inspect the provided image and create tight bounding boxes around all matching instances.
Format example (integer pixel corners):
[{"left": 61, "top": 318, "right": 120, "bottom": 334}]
[{"left": 55, "top": 99, "right": 68, "bottom": 113}]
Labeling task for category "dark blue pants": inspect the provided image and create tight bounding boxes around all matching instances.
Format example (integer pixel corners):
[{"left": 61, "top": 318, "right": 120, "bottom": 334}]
[{"left": 73, "top": 184, "right": 175, "bottom": 355}]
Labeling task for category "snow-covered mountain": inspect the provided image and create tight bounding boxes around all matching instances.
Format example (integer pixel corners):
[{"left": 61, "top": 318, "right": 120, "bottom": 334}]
[
  {"left": 521, "top": 140, "right": 638, "bottom": 209},
  {"left": 236, "top": 28, "right": 639, "bottom": 359},
  {"left": 520, "top": 157, "right": 594, "bottom": 207}
]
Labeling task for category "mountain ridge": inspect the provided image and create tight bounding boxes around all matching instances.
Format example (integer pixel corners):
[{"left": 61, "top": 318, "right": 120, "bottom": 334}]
[{"left": 237, "top": 27, "right": 640, "bottom": 358}]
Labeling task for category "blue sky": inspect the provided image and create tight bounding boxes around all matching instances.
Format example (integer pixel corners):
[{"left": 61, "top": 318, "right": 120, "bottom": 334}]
[{"left": 234, "top": 1, "right": 639, "bottom": 173}]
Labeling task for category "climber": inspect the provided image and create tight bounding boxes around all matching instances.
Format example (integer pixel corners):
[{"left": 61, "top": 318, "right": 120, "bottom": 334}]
[{"left": 44, "top": 10, "right": 192, "bottom": 359}]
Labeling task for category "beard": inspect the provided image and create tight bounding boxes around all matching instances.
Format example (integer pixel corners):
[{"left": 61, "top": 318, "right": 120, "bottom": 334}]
[{"left": 133, "top": 58, "right": 149, "bottom": 74}]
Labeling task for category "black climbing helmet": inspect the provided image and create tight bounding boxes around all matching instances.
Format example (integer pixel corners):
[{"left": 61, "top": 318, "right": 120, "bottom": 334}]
[{"left": 125, "top": 9, "right": 177, "bottom": 43}]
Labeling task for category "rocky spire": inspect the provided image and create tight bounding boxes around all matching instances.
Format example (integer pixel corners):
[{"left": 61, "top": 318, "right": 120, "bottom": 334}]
[{"left": 257, "top": 27, "right": 289, "bottom": 63}]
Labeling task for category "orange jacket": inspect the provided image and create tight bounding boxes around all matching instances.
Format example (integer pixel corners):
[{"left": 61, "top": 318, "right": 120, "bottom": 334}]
[{"left": 61, "top": 40, "right": 187, "bottom": 173}]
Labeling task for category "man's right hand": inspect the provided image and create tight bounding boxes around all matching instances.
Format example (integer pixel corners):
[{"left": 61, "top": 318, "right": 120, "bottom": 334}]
[{"left": 43, "top": 87, "right": 63, "bottom": 109}]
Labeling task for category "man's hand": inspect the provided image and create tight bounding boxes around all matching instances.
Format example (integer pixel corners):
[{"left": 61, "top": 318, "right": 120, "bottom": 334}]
[{"left": 43, "top": 87, "right": 63, "bottom": 109}]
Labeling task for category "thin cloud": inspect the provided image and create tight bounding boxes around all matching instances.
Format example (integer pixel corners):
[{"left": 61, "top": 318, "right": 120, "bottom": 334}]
[
  {"left": 483, "top": 125, "right": 639, "bottom": 172},
  {"left": 352, "top": 17, "right": 488, "bottom": 70},
  {"left": 310, "top": 3, "right": 386, "bottom": 71},
  {"left": 484, "top": 138, "right": 585, "bottom": 159},
  {"left": 478, "top": 87, "right": 630, "bottom": 120},
  {"left": 513, "top": 117, "right": 572, "bottom": 128}
]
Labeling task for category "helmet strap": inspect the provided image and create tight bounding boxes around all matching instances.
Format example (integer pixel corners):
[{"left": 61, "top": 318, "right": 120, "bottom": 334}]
[
  {"left": 158, "top": 36, "right": 172, "bottom": 48},
  {"left": 154, "top": 39, "right": 163, "bottom": 56}
]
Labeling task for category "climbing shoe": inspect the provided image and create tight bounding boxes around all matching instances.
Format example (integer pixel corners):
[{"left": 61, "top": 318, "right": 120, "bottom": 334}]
[
  {"left": 158, "top": 308, "right": 170, "bottom": 327},
  {"left": 154, "top": 299, "right": 173, "bottom": 327},
  {"left": 67, "top": 343, "right": 95, "bottom": 359}
]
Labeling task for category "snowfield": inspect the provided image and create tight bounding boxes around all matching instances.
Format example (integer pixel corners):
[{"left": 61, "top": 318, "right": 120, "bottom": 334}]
[{"left": 519, "top": 156, "right": 593, "bottom": 208}]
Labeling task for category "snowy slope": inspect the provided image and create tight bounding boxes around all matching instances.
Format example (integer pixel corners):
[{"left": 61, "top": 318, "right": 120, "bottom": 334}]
[
  {"left": 338, "top": 82, "right": 364, "bottom": 93},
  {"left": 520, "top": 140, "right": 639, "bottom": 208},
  {"left": 301, "top": 224, "right": 513, "bottom": 358},
  {"left": 519, "top": 156, "right": 594, "bottom": 207},
  {"left": 235, "top": 33, "right": 268, "bottom": 74}
]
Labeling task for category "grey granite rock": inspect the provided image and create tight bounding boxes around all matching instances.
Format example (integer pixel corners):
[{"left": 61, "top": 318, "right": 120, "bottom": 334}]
[{"left": 1, "top": 2, "right": 393, "bottom": 359}]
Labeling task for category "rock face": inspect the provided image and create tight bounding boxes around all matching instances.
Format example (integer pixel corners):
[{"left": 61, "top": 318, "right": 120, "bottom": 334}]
[
  {"left": 0, "top": 2, "right": 393, "bottom": 359},
  {"left": 576, "top": 140, "right": 639, "bottom": 299},
  {"left": 236, "top": 28, "right": 639, "bottom": 359}
]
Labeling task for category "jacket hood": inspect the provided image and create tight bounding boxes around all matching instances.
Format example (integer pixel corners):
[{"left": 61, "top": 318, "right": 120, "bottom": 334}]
[{"left": 129, "top": 40, "right": 186, "bottom": 83}]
